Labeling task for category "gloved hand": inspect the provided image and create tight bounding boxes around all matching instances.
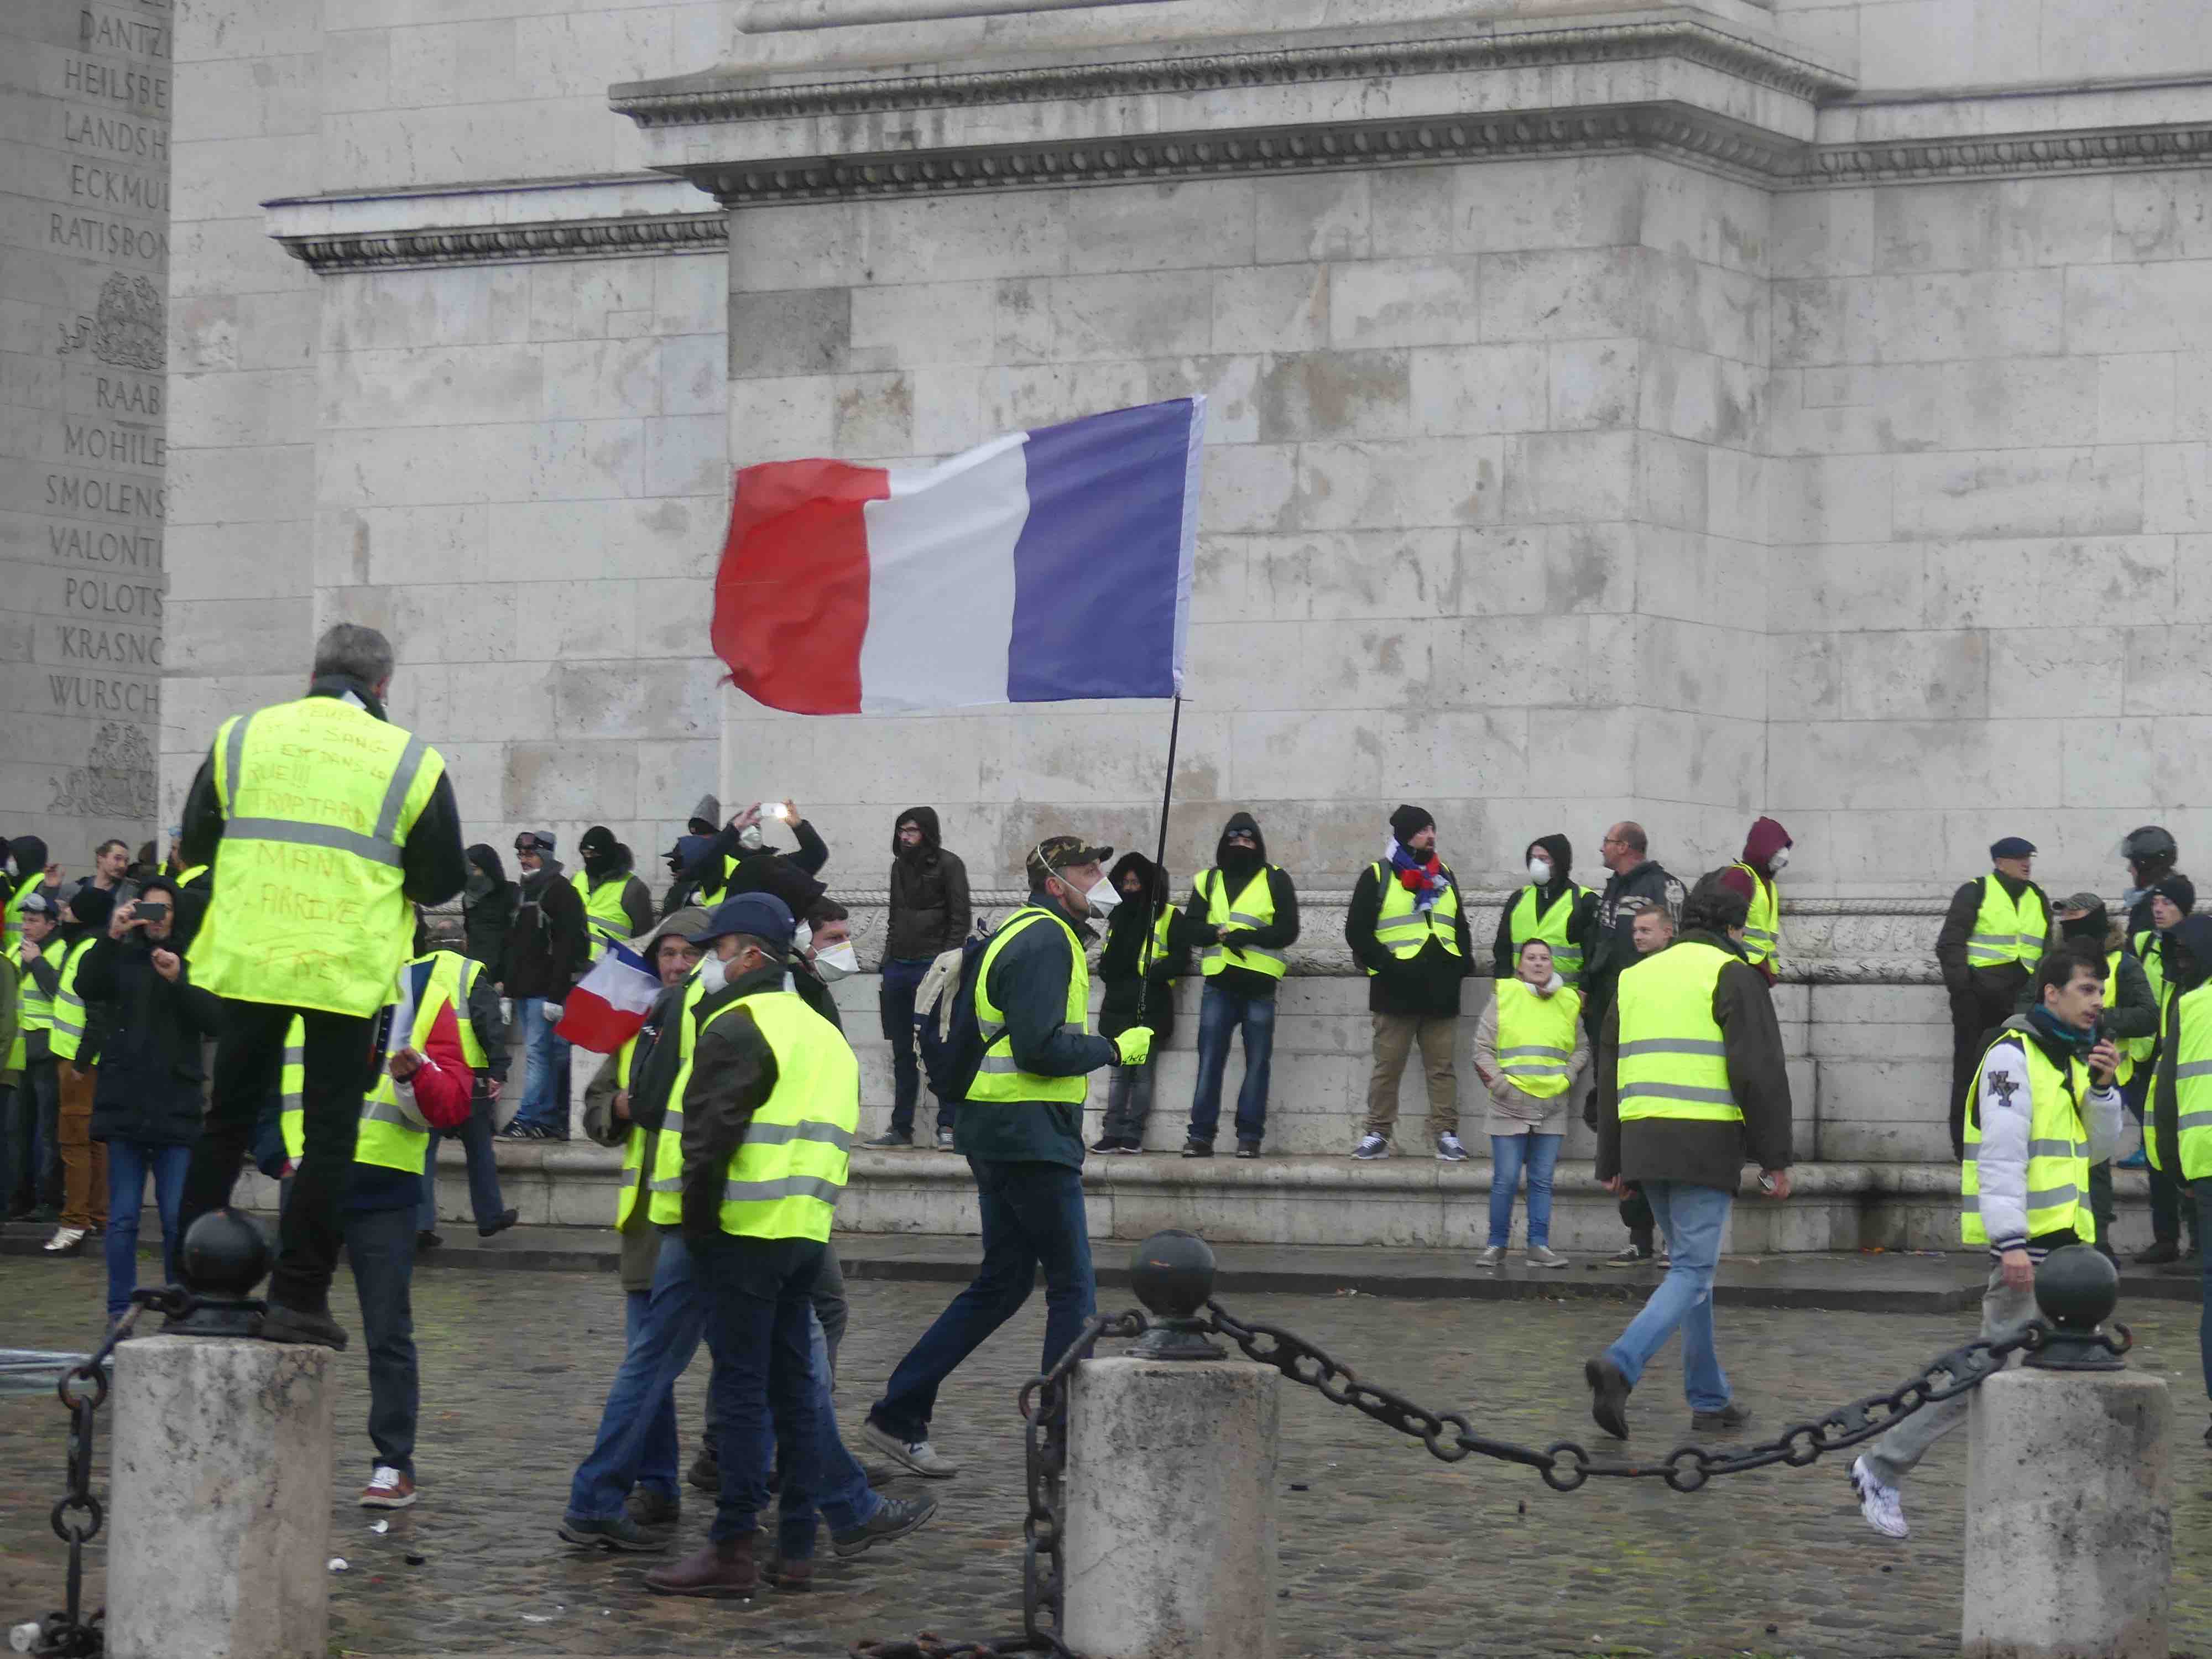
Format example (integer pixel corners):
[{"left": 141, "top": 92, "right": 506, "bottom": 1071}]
[
  {"left": 1217, "top": 929, "right": 1253, "bottom": 952},
  {"left": 1113, "top": 1027, "right": 1155, "bottom": 1067}
]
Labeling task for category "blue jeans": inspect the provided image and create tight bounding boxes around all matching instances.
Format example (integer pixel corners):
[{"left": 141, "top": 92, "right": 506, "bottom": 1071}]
[
  {"left": 342, "top": 1204, "right": 420, "bottom": 1475},
  {"left": 880, "top": 956, "right": 954, "bottom": 1139},
  {"left": 568, "top": 1233, "right": 710, "bottom": 1521},
  {"left": 103, "top": 1140, "right": 191, "bottom": 1320},
  {"left": 1189, "top": 982, "right": 1276, "bottom": 1146},
  {"left": 1601, "top": 1179, "right": 1734, "bottom": 1413},
  {"left": 418, "top": 1095, "right": 507, "bottom": 1232},
  {"left": 513, "top": 998, "right": 571, "bottom": 1135},
  {"left": 696, "top": 1233, "right": 875, "bottom": 1551},
  {"left": 871, "top": 1159, "right": 1095, "bottom": 1441},
  {"left": 1488, "top": 1131, "right": 1562, "bottom": 1249}
]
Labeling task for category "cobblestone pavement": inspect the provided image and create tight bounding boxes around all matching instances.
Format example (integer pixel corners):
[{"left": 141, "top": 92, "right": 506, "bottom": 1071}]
[{"left": 4, "top": 1258, "right": 2209, "bottom": 1657}]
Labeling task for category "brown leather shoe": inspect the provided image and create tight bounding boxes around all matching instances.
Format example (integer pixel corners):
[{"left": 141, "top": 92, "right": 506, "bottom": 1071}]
[
  {"left": 644, "top": 1534, "right": 757, "bottom": 1598},
  {"left": 764, "top": 1555, "right": 813, "bottom": 1593}
]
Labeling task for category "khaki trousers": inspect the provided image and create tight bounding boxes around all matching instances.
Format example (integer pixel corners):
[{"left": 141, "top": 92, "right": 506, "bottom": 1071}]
[
  {"left": 59, "top": 1062, "right": 107, "bottom": 1230},
  {"left": 1364, "top": 1013, "right": 1458, "bottom": 1137}
]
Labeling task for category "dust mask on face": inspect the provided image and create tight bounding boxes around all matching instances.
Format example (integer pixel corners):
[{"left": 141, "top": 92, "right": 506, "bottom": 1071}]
[
  {"left": 1084, "top": 876, "right": 1120, "bottom": 919},
  {"left": 1528, "top": 858, "right": 1553, "bottom": 884},
  {"left": 1768, "top": 847, "right": 1791, "bottom": 874},
  {"left": 699, "top": 952, "right": 731, "bottom": 995},
  {"left": 816, "top": 943, "right": 859, "bottom": 980},
  {"left": 792, "top": 921, "right": 812, "bottom": 954},
  {"left": 737, "top": 825, "right": 765, "bottom": 852}
]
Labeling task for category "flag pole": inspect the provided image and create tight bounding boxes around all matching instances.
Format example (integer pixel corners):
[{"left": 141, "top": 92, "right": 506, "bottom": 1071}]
[{"left": 1139, "top": 694, "right": 1183, "bottom": 1018}]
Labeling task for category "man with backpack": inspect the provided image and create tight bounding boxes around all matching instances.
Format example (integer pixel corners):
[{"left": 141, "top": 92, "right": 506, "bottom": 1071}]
[{"left": 863, "top": 836, "right": 1148, "bottom": 1479}]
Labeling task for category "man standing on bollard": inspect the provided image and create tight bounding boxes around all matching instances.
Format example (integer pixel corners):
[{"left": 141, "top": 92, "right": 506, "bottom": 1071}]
[
  {"left": 1585, "top": 873, "right": 1793, "bottom": 1439},
  {"left": 865, "top": 836, "right": 1144, "bottom": 1477},
  {"left": 178, "top": 623, "right": 467, "bottom": 1349},
  {"left": 1850, "top": 938, "right": 2125, "bottom": 1537}
]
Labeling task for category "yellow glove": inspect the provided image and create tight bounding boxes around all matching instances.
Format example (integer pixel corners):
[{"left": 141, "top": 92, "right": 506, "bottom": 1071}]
[{"left": 1113, "top": 1027, "right": 1154, "bottom": 1067}]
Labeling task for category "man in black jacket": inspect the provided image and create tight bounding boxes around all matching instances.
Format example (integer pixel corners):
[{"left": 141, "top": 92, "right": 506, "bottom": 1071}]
[
  {"left": 679, "top": 801, "right": 830, "bottom": 915},
  {"left": 1580, "top": 822, "right": 1686, "bottom": 1040},
  {"left": 2122, "top": 825, "right": 2180, "bottom": 942},
  {"left": 872, "top": 807, "right": 971, "bottom": 1149},
  {"left": 1347, "top": 805, "right": 1473, "bottom": 1162},
  {"left": 501, "top": 831, "right": 588, "bottom": 1140},
  {"left": 1935, "top": 837, "right": 2054, "bottom": 1160},
  {"left": 1586, "top": 874, "right": 1793, "bottom": 1439},
  {"left": 1178, "top": 812, "right": 1299, "bottom": 1157},
  {"left": 1092, "top": 852, "right": 1187, "bottom": 1154}
]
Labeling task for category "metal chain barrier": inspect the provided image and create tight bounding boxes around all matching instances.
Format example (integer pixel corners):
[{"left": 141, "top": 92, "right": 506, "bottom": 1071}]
[{"left": 25, "top": 1287, "right": 194, "bottom": 1659}]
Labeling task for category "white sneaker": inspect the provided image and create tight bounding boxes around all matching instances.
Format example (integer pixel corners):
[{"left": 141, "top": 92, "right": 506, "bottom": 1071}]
[
  {"left": 1474, "top": 1245, "right": 1505, "bottom": 1267},
  {"left": 1850, "top": 1456, "right": 1908, "bottom": 1538},
  {"left": 863, "top": 1420, "right": 961, "bottom": 1479},
  {"left": 1353, "top": 1133, "right": 1390, "bottom": 1160},
  {"left": 1524, "top": 1245, "right": 1571, "bottom": 1269},
  {"left": 44, "top": 1225, "right": 86, "bottom": 1253},
  {"left": 1435, "top": 1132, "right": 1468, "bottom": 1162}
]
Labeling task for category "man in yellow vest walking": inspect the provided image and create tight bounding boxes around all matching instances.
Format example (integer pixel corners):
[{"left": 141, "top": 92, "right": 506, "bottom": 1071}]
[
  {"left": 1935, "top": 836, "right": 2053, "bottom": 1161},
  {"left": 1850, "top": 938, "right": 2124, "bottom": 1537},
  {"left": 177, "top": 623, "right": 468, "bottom": 1349},
  {"left": 1586, "top": 874, "right": 1794, "bottom": 1439}
]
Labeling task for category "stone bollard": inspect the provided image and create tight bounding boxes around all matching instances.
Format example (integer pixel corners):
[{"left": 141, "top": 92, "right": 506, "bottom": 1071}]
[
  {"left": 1964, "top": 1246, "right": 2171, "bottom": 1659},
  {"left": 105, "top": 1212, "right": 337, "bottom": 1659},
  {"left": 1063, "top": 1231, "right": 1280, "bottom": 1659}
]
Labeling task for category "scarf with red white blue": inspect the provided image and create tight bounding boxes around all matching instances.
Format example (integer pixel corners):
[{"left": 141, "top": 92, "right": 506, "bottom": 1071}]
[{"left": 1386, "top": 838, "right": 1448, "bottom": 914}]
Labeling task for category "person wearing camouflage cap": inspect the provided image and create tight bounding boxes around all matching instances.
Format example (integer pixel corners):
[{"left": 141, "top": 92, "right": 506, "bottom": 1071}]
[{"left": 862, "top": 833, "right": 1149, "bottom": 1481}]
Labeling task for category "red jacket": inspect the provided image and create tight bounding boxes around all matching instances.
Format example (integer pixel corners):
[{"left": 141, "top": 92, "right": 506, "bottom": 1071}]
[{"left": 403, "top": 997, "right": 476, "bottom": 1129}]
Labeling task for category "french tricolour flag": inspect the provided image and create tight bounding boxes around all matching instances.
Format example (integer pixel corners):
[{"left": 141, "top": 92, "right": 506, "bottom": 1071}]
[
  {"left": 556, "top": 941, "right": 662, "bottom": 1055},
  {"left": 712, "top": 398, "right": 1204, "bottom": 714}
]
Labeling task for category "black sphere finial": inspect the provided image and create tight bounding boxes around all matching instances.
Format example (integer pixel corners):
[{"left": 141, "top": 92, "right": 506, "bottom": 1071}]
[
  {"left": 1130, "top": 1229, "right": 1217, "bottom": 1320},
  {"left": 178, "top": 1208, "right": 273, "bottom": 1301},
  {"left": 2033, "top": 1243, "right": 2118, "bottom": 1333}
]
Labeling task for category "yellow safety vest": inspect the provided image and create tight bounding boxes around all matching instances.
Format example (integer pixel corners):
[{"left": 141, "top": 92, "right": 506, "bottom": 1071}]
[
  {"left": 48, "top": 937, "right": 97, "bottom": 1063},
  {"left": 571, "top": 870, "right": 633, "bottom": 951},
  {"left": 1367, "top": 861, "right": 1462, "bottom": 969},
  {"left": 1965, "top": 877, "right": 2048, "bottom": 971},
  {"left": 1493, "top": 978, "right": 1582, "bottom": 1099},
  {"left": 1196, "top": 867, "right": 1286, "bottom": 980},
  {"left": 1505, "top": 883, "right": 1587, "bottom": 983},
  {"left": 413, "top": 949, "right": 487, "bottom": 1070},
  {"left": 614, "top": 1031, "right": 650, "bottom": 1228},
  {"left": 177, "top": 864, "right": 210, "bottom": 889},
  {"left": 1730, "top": 863, "right": 1781, "bottom": 971},
  {"left": 1614, "top": 941, "right": 1741, "bottom": 1125},
  {"left": 2151, "top": 980, "right": 2212, "bottom": 1182},
  {"left": 280, "top": 969, "right": 464, "bottom": 1173},
  {"left": 3, "top": 872, "right": 39, "bottom": 966},
  {"left": 2103, "top": 948, "right": 2137, "bottom": 1089},
  {"left": 646, "top": 975, "right": 712, "bottom": 1227},
  {"left": 19, "top": 942, "right": 54, "bottom": 1034},
  {"left": 189, "top": 695, "right": 446, "bottom": 1019},
  {"left": 2130, "top": 932, "right": 2167, "bottom": 1072},
  {"left": 692, "top": 990, "right": 858, "bottom": 1241},
  {"left": 970, "top": 906, "right": 1091, "bottom": 1105},
  {"left": 1961, "top": 1029, "right": 2095, "bottom": 1245}
]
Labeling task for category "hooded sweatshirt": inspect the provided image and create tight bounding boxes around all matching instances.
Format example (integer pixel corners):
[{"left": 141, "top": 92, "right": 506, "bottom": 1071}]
[
  {"left": 1350, "top": 829, "right": 1473, "bottom": 1019},
  {"left": 503, "top": 854, "right": 589, "bottom": 1000},
  {"left": 885, "top": 806, "right": 972, "bottom": 961},
  {"left": 577, "top": 833, "right": 655, "bottom": 939},
  {"left": 1490, "top": 833, "right": 1591, "bottom": 979},
  {"left": 1717, "top": 817, "right": 1792, "bottom": 982},
  {"left": 462, "top": 843, "right": 517, "bottom": 981},
  {"left": 1100, "top": 852, "right": 1187, "bottom": 1042},
  {"left": 1176, "top": 812, "right": 1300, "bottom": 1001}
]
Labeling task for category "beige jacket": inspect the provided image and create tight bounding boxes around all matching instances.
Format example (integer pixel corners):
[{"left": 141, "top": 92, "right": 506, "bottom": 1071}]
[{"left": 1472, "top": 975, "right": 1590, "bottom": 1137}]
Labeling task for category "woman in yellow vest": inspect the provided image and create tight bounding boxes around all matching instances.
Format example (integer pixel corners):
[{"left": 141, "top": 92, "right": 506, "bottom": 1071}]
[{"left": 1473, "top": 940, "right": 1588, "bottom": 1268}]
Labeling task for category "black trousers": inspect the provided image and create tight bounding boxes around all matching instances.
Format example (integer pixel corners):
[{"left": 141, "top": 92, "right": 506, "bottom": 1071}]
[
  {"left": 180, "top": 998, "right": 377, "bottom": 1313},
  {"left": 1948, "top": 969, "right": 2027, "bottom": 1160},
  {"left": 1621, "top": 1184, "right": 1655, "bottom": 1250}
]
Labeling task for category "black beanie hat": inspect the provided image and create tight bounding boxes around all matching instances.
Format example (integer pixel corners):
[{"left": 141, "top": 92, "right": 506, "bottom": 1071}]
[
  {"left": 67, "top": 885, "right": 113, "bottom": 932},
  {"left": 1389, "top": 804, "right": 1435, "bottom": 844},
  {"left": 2154, "top": 872, "right": 2197, "bottom": 917}
]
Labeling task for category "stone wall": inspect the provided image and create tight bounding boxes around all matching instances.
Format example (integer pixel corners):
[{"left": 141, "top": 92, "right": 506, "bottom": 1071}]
[{"left": 3, "top": 0, "right": 172, "bottom": 869}]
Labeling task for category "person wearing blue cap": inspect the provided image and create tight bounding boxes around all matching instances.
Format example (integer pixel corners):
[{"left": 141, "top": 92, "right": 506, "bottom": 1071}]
[{"left": 1935, "top": 837, "right": 2053, "bottom": 1161}]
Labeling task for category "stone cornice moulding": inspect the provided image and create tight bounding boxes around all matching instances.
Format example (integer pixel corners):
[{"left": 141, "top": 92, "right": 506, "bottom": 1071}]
[{"left": 1804, "top": 121, "right": 2212, "bottom": 188}]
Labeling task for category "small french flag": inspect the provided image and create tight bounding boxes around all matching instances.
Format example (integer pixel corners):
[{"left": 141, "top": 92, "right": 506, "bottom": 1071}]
[
  {"left": 712, "top": 397, "right": 1204, "bottom": 714},
  {"left": 556, "top": 941, "right": 662, "bottom": 1054}
]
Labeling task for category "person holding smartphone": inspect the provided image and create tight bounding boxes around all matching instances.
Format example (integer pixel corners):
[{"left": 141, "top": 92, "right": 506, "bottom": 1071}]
[{"left": 75, "top": 878, "right": 220, "bottom": 1319}]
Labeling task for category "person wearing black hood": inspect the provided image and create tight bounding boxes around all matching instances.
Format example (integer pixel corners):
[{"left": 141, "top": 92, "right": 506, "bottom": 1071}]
[
  {"left": 1092, "top": 853, "right": 1187, "bottom": 1154},
  {"left": 659, "top": 796, "right": 722, "bottom": 917},
  {"left": 872, "top": 808, "right": 972, "bottom": 1150},
  {"left": 679, "top": 800, "right": 830, "bottom": 916},
  {"left": 1493, "top": 834, "right": 1593, "bottom": 983},
  {"left": 6, "top": 833, "right": 56, "bottom": 963},
  {"left": 1348, "top": 806, "right": 1472, "bottom": 1161},
  {"left": 502, "top": 831, "right": 589, "bottom": 1141},
  {"left": 461, "top": 845, "right": 517, "bottom": 983},
  {"left": 574, "top": 827, "right": 656, "bottom": 952},
  {"left": 1177, "top": 812, "right": 1299, "bottom": 1158},
  {"left": 1935, "top": 837, "right": 2054, "bottom": 1161}
]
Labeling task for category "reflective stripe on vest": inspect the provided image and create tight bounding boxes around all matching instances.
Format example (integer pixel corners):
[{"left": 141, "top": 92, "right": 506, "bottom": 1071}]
[
  {"left": 692, "top": 990, "right": 858, "bottom": 1241},
  {"left": 48, "top": 937, "right": 95, "bottom": 1062},
  {"left": 1965, "top": 877, "right": 2048, "bottom": 969},
  {"left": 356, "top": 975, "right": 461, "bottom": 1175},
  {"left": 1506, "top": 884, "right": 1588, "bottom": 983},
  {"left": 2100, "top": 949, "right": 2137, "bottom": 1089},
  {"left": 1732, "top": 863, "right": 1780, "bottom": 971},
  {"left": 20, "top": 947, "right": 54, "bottom": 1034},
  {"left": 177, "top": 864, "right": 209, "bottom": 888},
  {"left": 572, "top": 870, "right": 633, "bottom": 950},
  {"left": 614, "top": 1031, "right": 645, "bottom": 1227},
  {"left": 2130, "top": 932, "right": 2167, "bottom": 1071},
  {"left": 646, "top": 975, "right": 712, "bottom": 1223},
  {"left": 1613, "top": 942, "right": 1741, "bottom": 1125},
  {"left": 1493, "top": 978, "right": 1582, "bottom": 1100},
  {"left": 1197, "top": 867, "right": 1286, "bottom": 979},
  {"left": 1961, "top": 1031, "right": 2095, "bottom": 1245},
  {"left": 189, "top": 697, "right": 447, "bottom": 1019},
  {"left": 970, "top": 906, "right": 1091, "bottom": 1104},
  {"left": 1368, "top": 862, "right": 1462, "bottom": 969}
]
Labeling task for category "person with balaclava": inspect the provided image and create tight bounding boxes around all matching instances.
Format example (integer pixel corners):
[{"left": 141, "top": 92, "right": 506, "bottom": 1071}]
[
  {"left": 574, "top": 826, "right": 656, "bottom": 952},
  {"left": 1717, "top": 817, "right": 1793, "bottom": 983},
  {"left": 2129, "top": 872, "right": 2198, "bottom": 1262},
  {"left": 870, "top": 808, "right": 971, "bottom": 1149},
  {"left": 500, "top": 831, "right": 589, "bottom": 1140},
  {"left": 2016, "top": 893, "right": 2154, "bottom": 1262},
  {"left": 1935, "top": 837, "right": 2053, "bottom": 1161},
  {"left": 1493, "top": 834, "right": 1594, "bottom": 983},
  {"left": 2121, "top": 825, "right": 2180, "bottom": 942},
  {"left": 461, "top": 844, "right": 517, "bottom": 984},
  {"left": 1348, "top": 805, "right": 1473, "bottom": 1161},
  {"left": 680, "top": 800, "right": 829, "bottom": 915},
  {"left": 660, "top": 796, "right": 722, "bottom": 917},
  {"left": 1092, "top": 852, "right": 1188, "bottom": 1154},
  {"left": 1175, "top": 812, "right": 1299, "bottom": 1158}
]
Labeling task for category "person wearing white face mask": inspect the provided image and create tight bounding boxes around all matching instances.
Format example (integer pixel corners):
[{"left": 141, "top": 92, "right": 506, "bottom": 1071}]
[
  {"left": 1717, "top": 817, "right": 1794, "bottom": 984},
  {"left": 789, "top": 901, "right": 860, "bottom": 1031},
  {"left": 863, "top": 834, "right": 1142, "bottom": 1481},
  {"left": 1493, "top": 833, "right": 1594, "bottom": 983}
]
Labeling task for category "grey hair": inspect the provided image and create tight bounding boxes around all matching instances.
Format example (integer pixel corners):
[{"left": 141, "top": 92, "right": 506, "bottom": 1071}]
[{"left": 312, "top": 622, "right": 395, "bottom": 688}]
